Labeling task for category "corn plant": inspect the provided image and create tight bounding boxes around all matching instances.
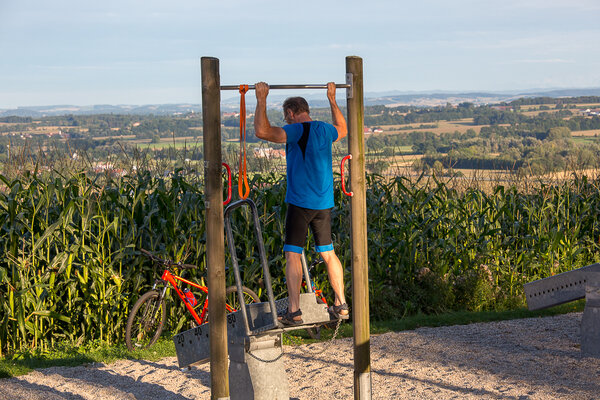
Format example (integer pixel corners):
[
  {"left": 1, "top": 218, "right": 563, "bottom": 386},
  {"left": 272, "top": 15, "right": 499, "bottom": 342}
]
[{"left": 3, "top": 167, "right": 600, "bottom": 355}]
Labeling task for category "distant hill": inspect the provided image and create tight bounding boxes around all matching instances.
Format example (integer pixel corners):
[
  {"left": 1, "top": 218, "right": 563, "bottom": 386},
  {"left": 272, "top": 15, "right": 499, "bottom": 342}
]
[
  {"left": 0, "top": 104, "right": 201, "bottom": 118},
  {"left": 2, "top": 88, "right": 600, "bottom": 117}
]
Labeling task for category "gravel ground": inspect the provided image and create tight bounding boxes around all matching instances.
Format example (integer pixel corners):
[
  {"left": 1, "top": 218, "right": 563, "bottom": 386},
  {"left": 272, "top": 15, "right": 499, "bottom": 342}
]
[{"left": 1, "top": 312, "right": 599, "bottom": 399}]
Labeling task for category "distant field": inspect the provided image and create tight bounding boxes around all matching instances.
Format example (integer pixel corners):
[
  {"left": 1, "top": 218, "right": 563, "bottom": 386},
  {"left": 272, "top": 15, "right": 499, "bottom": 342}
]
[
  {"left": 538, "top": 168, "right": 600, "bottom": 180},
  {"left": 518, "top": 103, "right": 600, "bottom": 116},
  {"left": 380, "top": 118, "right": 488, "bottom": 135},
  {"left": 373, "top": 104, "right": 600, "bottom": 137},
  {"left": 1, "top": 125, "right": 88, "bottom": 136},
  {"left": 571, "top": 129, "right": 600, "bottom": 137},
  {"left": 520, "top": 109, "right": 564, "bottom": 117},
  {"left": 572, "top": 137, "right": 599, "bottom": 145},
  {"left": 130, "top": 137, "right": 202, "bottom": 150},
  {"left": 519, "top": 103, "right": 600, "bottom": 110},
  {"left": 93, "top": 135, "right": 136, "bottom": 140}
]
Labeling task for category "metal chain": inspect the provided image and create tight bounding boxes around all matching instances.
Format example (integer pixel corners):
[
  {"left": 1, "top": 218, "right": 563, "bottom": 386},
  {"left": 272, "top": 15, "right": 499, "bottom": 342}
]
[
  {"left": 246, "top": 319, "right": 343, "bottom": 362},
  {"left": 246, "top": 346, "right": 285, "bottom": 364}
]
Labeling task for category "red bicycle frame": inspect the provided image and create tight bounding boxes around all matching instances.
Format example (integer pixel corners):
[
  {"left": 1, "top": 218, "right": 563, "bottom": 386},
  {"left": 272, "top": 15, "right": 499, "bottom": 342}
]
[
  {"left": 303, "top": 279, "right": 328, "bottom": 306},
  {"left": 160, "top": 269, "right": 235, "bottom": 326}
]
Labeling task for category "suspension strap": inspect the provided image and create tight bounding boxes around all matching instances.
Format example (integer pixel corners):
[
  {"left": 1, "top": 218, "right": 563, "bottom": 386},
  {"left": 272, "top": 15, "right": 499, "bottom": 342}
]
[{"left": 238, "top": 84, "right": 250, "bottom": 199}]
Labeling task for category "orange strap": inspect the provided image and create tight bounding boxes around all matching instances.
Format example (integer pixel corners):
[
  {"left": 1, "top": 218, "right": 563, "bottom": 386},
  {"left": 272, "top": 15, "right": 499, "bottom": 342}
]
[{"left": 238, "top": 84, "right": 250, "bottom": 199}]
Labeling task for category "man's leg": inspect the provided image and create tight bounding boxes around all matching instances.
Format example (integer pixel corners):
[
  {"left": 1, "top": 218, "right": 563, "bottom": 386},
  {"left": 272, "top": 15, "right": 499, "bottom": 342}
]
[
  {"left": 309, "top": 208, "right": 348, "bottom": 315},
  {"left": 282, "top": 204, "right": 310, "bottom": 322},
  {"left": 320, "top": 250, "right": 348, "bottom": 312},
  {"left": 284, "top": 251, "right": 303, "bottom": 317}
]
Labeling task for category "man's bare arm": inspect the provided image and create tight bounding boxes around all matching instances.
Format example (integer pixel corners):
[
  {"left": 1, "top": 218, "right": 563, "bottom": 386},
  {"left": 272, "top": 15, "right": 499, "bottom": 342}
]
[
  {"left": 327, "top": 82, "right": 347, "bottom": 142},
  {"left": 254, "top": 82, "right": 287, "bottom": 144}
]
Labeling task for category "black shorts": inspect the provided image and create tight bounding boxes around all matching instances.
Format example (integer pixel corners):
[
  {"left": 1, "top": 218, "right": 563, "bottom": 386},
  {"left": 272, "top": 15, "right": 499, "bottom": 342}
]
[{"left": 284, "top": 204, "right": 334, "bottom": 254}]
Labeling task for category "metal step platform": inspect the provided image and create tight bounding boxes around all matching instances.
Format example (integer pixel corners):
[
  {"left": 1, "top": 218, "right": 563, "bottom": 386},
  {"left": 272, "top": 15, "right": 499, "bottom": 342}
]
[{"left": 173, "top": 292, "right": 335, "bottom": 368}]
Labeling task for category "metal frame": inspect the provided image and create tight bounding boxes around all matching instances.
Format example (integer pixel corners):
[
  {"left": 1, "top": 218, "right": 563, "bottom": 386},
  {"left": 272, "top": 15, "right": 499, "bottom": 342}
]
[
  {"left": 201, "top": 55, "right": 370, "bottom": 400},
  {"left": 223, "top": 198, "right": 278, "bottom": 336}
]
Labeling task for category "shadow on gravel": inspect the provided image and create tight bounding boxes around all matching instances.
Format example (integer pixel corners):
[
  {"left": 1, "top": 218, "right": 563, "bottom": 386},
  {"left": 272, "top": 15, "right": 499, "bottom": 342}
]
[
  {"left": 0, "top": 378, "right": 88, "bottom": 400},
  {"left": 287, "top": 352, "right": 520, "bottom": 400},
  {"left": 135, "top": 358, "right": 211, "bottom": 386},
  {"left": 286, "top": 313, "right": 600, "bottom": 399},
  {"left": 0, "top": 358, "right": 212, "bottom": 400}
]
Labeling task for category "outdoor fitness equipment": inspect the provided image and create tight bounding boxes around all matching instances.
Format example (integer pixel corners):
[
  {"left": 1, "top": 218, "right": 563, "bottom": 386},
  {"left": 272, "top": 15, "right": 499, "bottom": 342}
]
[
  {"left": 524, "top": 263, "right": 600, "bottom": 357},
  {"left": 233, "top": 81, "right": 352, "bottom": 201},
  {"left": 199, "top": 56, "right": 370, "bottom": 400},
  {"left": 173, "top": 199, "right": 337, "bottom": 399}
]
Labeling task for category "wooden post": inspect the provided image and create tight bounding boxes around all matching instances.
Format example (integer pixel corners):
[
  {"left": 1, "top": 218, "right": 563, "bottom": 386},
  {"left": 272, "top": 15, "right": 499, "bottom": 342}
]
[
  {"left": 201, "top": 57, "right": 229, "bottom": 400},
  {"left": 346, "top": 56, "right": 371, "bottom": 400}
]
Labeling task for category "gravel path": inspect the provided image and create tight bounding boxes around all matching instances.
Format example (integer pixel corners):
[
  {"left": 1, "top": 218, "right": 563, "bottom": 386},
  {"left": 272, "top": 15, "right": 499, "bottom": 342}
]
[{"left": 1, "top": 312, "right": 599, "bottom": 399}]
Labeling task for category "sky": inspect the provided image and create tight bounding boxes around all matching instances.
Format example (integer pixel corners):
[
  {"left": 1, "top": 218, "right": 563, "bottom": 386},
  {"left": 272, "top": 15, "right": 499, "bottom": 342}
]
[{"left": 0, "top": 0, "right": 599, "bottom": 109}]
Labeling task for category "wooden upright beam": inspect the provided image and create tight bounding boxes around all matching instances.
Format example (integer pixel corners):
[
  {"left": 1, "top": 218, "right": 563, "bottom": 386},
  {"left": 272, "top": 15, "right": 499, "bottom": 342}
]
[
  {"left": 346, "top": 56, "right": 371, "bottom": 400},
  {"left": 201, "top": 56, "right": 229, "bottom": 400}
]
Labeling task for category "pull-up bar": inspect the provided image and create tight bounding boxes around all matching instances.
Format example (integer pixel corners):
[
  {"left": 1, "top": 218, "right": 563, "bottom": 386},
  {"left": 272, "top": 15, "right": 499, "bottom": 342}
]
[{"left": 220, "top": 83, "right": 351, "bottom": 90}]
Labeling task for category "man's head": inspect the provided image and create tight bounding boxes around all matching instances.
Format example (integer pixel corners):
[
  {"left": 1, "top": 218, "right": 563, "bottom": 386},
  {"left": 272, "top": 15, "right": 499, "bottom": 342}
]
[{"left": 283, "top": 97, "right": 310, "bottom": 124}]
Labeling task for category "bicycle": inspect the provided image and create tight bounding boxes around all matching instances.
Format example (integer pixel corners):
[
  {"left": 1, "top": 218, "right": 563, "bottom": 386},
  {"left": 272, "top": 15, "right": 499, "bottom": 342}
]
[{"left": 125, "top": 249, "right": 260, "bottom": 351}]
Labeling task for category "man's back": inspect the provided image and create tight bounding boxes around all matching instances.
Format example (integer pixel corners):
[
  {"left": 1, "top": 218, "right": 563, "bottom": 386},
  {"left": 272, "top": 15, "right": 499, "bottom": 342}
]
[{"left": 283, "top": 121, "right": 338, "bottom": 210}]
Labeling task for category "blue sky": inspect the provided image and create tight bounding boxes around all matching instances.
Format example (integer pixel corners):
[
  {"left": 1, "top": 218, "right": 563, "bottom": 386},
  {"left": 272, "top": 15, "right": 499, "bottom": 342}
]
[{"left": 1, "top": 0, "right": 599, "bottom": 108}]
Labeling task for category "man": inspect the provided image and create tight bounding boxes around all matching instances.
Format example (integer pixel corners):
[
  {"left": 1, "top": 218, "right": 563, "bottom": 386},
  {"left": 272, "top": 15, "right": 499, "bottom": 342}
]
[{"left": 254, "top": 81, "right": 349, "bottom": 325}]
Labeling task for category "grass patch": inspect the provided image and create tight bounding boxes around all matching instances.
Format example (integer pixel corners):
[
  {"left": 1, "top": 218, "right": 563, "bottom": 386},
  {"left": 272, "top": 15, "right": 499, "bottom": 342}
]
[
  {"left": 572, "top": 136, "right": 599, "bottom": 145},
  {"left": 0, "top": 301, "right": 584, "bottom": 379},
  {"left": 369, "top": 300, "right": 585, "bottom": 334},
  {"left": 0, "top": 336, "right": 176, "bottom": 379}
]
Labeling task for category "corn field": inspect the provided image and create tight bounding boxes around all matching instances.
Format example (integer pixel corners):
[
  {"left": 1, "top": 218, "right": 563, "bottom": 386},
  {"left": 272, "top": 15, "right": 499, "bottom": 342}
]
[{"left": 2, "top": 169, "right": 600, "bottom": 357}]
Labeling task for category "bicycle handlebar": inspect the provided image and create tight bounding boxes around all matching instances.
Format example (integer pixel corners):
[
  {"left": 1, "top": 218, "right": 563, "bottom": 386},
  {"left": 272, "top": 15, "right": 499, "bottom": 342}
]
[
  {"left": 139, "top": 248, "right": 197, "bottom": 269},
  {"left": 309, "top": 258, "right": 324, "bottom": 271}
]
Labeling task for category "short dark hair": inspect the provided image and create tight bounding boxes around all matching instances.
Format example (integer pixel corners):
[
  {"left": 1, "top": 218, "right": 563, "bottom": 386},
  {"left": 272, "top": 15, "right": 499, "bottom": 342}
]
[{"left": 282, "top": 97, "right": 310, "bottom": 115}]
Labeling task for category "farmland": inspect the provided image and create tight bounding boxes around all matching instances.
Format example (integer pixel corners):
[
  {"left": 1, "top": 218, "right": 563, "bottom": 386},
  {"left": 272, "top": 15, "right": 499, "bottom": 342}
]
[
  {"left": 2, "top": 95, "right": 600, "bottom": 356},
  {"left": 3, "top": 164, "right": 600, "bottom": 356},
  {"left": 1, "top": 96, "right": 600, "bottom": 181}
]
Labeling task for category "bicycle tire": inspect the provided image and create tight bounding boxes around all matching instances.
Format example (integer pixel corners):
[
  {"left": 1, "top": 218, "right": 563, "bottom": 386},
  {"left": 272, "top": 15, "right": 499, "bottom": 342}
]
[
  {"left": 200, "top": 286, "right": 260, "bottom": 324},
  {"left": 126, "top": 290, "right": 167, "bottom": 352},
  {"left": 226, "top": 285, "right": 260, "bottom": 310}
]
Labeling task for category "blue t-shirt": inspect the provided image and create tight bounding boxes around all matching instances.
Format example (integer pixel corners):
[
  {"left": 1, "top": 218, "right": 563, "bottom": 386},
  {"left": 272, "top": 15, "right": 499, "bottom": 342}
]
[{"left": 283, "top": 121, "right": 338, "bottom": 210}]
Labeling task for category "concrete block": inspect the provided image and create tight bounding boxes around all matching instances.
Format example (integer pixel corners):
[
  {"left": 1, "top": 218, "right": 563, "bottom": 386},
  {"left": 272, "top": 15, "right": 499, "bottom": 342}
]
[
  {"left": 581, "top": 272, "right": 600, "bottom": 358},
  {"left": 229, "top": 336, "right": 289, "bottom": 400}
]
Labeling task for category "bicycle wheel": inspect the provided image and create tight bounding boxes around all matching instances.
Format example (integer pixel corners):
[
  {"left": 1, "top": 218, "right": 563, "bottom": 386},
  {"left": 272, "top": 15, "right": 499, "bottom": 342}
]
[
  {"left": 201, "top": 286, "right": 260, "bottom": 324},
  {"left": 126, "top": 290, "right": 167, "bottom": 351},
  {"left": 225, "top": 285, "right": 260, "bottom": 311}
]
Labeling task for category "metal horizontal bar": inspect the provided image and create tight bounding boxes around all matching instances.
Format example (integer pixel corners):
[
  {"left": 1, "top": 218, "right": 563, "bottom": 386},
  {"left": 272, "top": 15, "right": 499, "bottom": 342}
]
[{"left": 220, "top": 83, "right": 351, "bottom": 90}]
